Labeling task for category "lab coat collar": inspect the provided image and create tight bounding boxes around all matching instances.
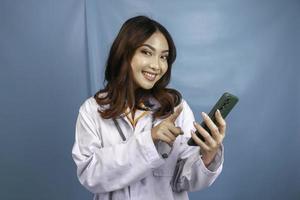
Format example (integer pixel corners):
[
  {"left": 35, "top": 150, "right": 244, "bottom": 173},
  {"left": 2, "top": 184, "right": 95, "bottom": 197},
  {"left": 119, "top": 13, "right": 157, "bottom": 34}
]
[
  {"left": 95, "top": 92, "right": 161, "bottom": 130},
  {"left": 95, "top": 92, "right": 161, "bottom": 113}
]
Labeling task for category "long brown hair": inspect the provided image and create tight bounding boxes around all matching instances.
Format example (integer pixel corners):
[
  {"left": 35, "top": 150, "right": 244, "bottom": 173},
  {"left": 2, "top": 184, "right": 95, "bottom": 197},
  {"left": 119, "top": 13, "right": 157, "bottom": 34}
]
[{"left": 94, "top": 15, "right": 182, "bottom": 119}]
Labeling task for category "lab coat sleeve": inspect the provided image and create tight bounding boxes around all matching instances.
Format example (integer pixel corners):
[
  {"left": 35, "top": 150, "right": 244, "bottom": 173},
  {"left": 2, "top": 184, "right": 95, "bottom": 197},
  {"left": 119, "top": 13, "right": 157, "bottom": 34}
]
[
  {"left": 171, "top": 100, "right": 224, "bottom": 192},
  {"left": 72, "top": 107, "right": 165, "bottom": 194}
]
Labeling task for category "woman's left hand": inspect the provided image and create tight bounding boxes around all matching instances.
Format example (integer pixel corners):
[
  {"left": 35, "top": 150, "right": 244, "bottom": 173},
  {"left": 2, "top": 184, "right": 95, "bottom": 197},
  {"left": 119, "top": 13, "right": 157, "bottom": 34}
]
[{"left": 191, "top": 109, "right": 226, "bottom": 167}]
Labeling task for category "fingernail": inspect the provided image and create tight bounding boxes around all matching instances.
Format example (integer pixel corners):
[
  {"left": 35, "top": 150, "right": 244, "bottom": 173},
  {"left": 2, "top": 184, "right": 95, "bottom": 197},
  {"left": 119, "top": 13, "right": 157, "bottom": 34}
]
[
  {"left": 217, "top": 109, "right": 220, "bottom": 114},
  {"left": 201, "top": 112, "right": 207, "bottom": 118},
  {"left": 191, "top": 130, "right": 194, "bottom": 135},
  {"left": 193, "top": 121, "right": 197, "bottom": 126}
]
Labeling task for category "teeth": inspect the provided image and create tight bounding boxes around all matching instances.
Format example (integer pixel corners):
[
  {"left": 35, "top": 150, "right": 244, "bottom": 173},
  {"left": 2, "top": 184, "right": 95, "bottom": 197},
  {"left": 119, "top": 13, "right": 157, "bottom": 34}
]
[
  {"left": 143, "top": 71, "right": 156, "bottom": 80},
  {"left": 144, "top": 72, "right": 155, "bottom": 78}
]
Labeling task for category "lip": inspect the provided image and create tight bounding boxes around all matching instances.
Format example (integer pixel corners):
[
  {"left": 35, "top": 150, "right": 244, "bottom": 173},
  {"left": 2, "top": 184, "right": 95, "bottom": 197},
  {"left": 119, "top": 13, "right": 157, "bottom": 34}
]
[
  {"left": 142, "top": 71, "right": 157, "bottom": 81},
  {"left": 142, "top": 71, "right": 158, "bottom": 75}
]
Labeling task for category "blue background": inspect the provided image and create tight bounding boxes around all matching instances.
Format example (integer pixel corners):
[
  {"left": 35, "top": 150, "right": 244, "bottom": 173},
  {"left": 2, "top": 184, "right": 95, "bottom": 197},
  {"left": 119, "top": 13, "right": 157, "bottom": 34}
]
[{"left": 0, "top": 0, "right": 299, "bottom": 199}]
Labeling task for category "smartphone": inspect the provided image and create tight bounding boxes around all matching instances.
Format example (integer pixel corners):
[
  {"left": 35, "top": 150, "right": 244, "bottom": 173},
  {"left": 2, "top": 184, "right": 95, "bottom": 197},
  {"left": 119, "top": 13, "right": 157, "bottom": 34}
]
[{"left": 187, "top": 92, "right": 239, "bottom": 146}]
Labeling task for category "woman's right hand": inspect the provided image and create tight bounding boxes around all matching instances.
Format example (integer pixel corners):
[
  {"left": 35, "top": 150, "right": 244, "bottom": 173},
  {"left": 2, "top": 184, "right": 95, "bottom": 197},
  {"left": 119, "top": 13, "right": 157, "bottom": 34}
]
[{"left": 151, "top": 105, "right": 183, "bottom": 146}]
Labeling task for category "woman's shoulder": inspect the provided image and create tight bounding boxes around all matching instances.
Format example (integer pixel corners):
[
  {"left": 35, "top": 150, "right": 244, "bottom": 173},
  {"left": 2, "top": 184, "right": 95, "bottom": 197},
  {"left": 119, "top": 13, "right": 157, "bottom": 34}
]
[
  {"left": 176, "top": 98, "right": 190, "bottom": 109},
  {"left": 177, "top": 98, "right": 194, "bottom": 118},
  {"left": 147, "top": 96, "right": 191, "bottom": 117},
  {"left": 79, "top": 96, "right": 99, "bottom": 115},
  {"left": 79, "top": 92, "right": 109, "bottom": 115}
]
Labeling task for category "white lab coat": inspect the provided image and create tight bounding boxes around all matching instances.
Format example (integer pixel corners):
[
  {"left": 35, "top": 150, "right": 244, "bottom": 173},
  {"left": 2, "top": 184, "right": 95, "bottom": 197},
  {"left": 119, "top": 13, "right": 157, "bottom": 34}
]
[{"left": 72, "top": 95, "right": 224, "bottom": 200}]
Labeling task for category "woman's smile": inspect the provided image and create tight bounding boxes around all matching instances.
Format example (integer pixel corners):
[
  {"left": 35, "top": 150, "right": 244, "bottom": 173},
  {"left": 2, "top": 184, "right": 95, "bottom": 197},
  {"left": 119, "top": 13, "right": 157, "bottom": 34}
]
[{"left": 142, "top": 71, "right": 157, "bottom": 81}]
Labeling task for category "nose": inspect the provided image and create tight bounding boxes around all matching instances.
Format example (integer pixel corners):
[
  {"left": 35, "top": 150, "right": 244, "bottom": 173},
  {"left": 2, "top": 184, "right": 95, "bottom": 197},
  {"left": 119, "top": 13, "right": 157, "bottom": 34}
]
[{"left": 149, "top": 57, "right": 161, "bottom": 72}]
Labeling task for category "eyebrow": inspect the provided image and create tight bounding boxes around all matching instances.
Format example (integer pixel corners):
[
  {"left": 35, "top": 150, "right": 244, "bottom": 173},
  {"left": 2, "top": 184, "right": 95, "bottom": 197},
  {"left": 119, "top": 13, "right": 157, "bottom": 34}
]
[{"left": 141, "top": 44, "right": 169, "bottom": 53}]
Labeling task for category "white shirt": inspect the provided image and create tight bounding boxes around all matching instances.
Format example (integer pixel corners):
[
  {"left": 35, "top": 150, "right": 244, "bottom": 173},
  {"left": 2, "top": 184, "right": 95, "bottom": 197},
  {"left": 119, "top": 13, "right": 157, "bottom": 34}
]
[{"left": 72, "top": 96, "right": 224, "bottom": 200}]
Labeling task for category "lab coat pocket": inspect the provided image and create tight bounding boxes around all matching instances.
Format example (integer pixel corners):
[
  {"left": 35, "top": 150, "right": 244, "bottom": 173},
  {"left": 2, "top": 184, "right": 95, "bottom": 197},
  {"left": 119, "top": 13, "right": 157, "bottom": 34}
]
[
  {"left": 153, "top": 164, "right": 174, "bottom": 177},
  {"left": 152, "top": 153, "right": 177, "bottom": 177}
]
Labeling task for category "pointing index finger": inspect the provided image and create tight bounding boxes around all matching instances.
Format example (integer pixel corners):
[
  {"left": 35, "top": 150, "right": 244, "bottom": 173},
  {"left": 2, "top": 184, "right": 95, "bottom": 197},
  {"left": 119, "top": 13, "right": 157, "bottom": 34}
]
[{"left": 167, "top": 104, "right": 183, "bottom": 123}]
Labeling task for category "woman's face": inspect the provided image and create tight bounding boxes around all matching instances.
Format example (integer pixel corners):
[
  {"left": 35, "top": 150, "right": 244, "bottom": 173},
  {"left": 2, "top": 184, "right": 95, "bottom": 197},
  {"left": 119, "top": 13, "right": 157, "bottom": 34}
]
[{"left": 131, "top": 31, "right": 169, "bottom": 90}]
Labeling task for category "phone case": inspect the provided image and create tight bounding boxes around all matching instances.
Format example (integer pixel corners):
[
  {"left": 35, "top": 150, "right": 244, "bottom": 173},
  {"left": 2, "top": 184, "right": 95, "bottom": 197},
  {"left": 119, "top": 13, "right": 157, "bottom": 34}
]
[{"left": 187, "top": 92, "right": 239, "bottom": 146}]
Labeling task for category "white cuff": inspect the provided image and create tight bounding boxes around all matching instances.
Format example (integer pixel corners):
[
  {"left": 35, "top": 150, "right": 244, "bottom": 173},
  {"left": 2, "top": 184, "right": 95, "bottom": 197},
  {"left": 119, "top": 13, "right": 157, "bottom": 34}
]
[{"left": 199, "top": 144, "right": 224, "bottom": 174}]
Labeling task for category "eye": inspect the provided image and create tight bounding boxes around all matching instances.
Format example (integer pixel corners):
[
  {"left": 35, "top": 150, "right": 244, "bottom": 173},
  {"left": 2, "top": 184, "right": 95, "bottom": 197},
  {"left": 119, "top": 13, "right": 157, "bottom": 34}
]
[
  {"left": 161, "top": 55, "right": 169, "bottom": 61},
  {"left": 141, "top": 49, "right": 152, "bottom": 56}
]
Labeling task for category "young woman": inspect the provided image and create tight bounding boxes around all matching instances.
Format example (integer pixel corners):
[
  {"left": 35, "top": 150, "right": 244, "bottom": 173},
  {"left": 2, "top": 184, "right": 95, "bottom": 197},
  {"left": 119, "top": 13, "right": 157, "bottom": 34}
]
[{"left": 72, "top": 15, "right": 226, "bottom": 200}]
